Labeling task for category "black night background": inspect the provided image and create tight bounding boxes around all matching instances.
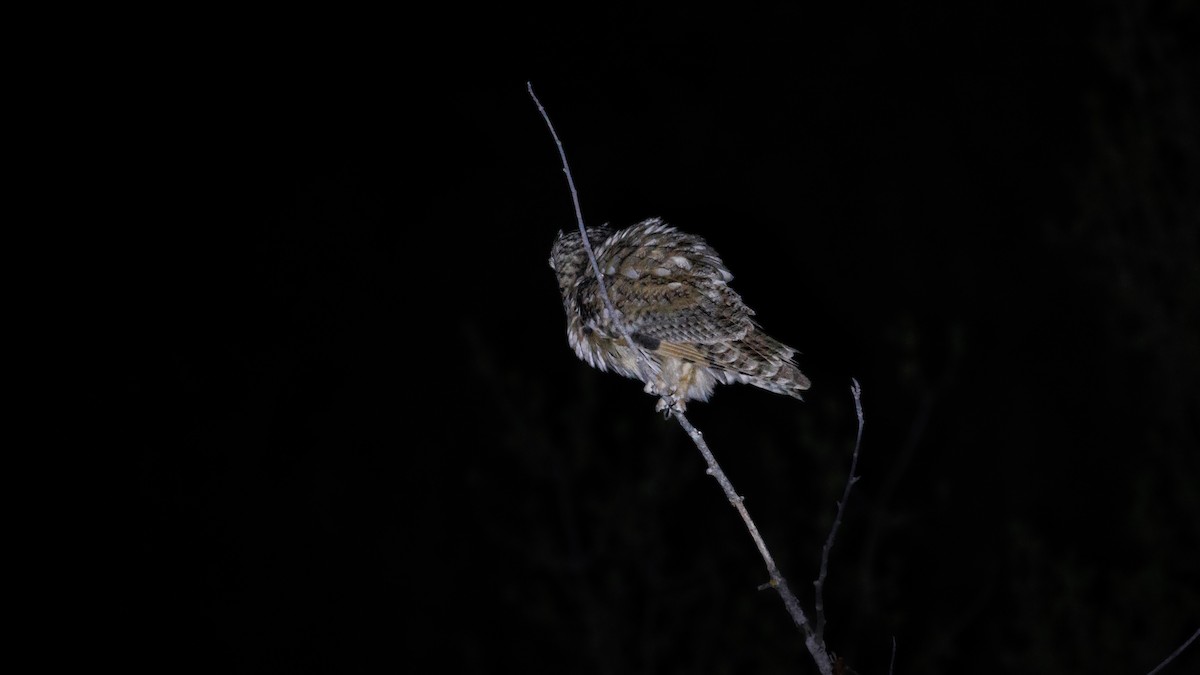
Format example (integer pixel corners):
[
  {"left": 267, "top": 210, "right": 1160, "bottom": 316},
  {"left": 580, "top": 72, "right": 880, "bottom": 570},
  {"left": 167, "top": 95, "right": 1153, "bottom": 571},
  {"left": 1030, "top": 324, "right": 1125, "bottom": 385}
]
[{"left": 135, "top": 4, "right": 1198, "bottom": 673}]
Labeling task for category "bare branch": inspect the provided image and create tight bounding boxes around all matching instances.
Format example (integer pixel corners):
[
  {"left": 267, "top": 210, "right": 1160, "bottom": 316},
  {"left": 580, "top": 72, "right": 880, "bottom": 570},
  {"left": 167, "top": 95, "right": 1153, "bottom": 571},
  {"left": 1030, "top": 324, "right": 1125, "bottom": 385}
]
[
  {"left": 814, "top": 379, "right": 865, "bottom": 642},
  {"left": 889, "top": 635, "right": 896, "bottom": 675},
  {"left": 671, "top": 410, "right": 833, "bottom": 675},
  {"left": 528, "top": 83, "right": 840, "bottom": 675},
  {"left": 1146, "top": 626, "right": 1200, "bottom": 675}
]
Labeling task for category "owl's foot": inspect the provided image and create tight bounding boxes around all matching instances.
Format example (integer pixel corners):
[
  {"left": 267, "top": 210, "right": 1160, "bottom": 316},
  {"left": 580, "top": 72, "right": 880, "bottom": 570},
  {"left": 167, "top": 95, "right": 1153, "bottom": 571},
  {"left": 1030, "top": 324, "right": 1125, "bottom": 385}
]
[
  {"left": 644, "top": 379, "right": 686, "bottom": 415},
  {"left": 655, "top": 394, "right": 686, "bottom": 416}
]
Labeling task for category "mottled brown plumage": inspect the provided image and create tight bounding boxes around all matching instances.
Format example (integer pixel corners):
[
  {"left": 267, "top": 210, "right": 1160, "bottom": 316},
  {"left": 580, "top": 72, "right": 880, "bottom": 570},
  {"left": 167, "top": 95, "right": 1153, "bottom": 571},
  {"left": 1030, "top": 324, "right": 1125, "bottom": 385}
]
[{"left": 549, "top": 218, "right": 810, "bottom": 409}]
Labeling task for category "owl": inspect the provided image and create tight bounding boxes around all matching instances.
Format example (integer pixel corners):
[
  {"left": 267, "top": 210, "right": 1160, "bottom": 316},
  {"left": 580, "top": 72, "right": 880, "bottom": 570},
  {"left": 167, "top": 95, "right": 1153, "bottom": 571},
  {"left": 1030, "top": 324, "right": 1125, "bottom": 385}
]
[{"left": 549, "top": 218, "right": 810, "bottom": 411}]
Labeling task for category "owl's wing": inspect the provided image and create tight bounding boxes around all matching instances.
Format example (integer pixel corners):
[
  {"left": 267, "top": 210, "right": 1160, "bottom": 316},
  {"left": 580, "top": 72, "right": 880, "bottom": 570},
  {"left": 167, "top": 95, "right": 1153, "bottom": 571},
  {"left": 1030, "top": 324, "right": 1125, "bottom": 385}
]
[
  {"left": 622, "top": 278, "right": 806, "bottom": 390},
  {"left": 579, "top": 221, "right": 759, "bottom": 369},
  {"left": 619, "top": 278, "right": 754, "bottom": 363}
]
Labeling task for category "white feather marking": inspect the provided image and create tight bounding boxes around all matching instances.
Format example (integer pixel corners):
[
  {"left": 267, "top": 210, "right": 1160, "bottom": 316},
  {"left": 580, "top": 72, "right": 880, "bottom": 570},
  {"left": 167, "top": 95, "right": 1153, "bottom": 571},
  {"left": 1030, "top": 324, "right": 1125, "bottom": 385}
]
[
  {"left": 669, "top": 255, "right": 691, "bottom": 269},
  {"left": 654, "top": 267, "right": 671, "bottom": 276},
  {"left": 623, "top": 267, "right": 640, "bottom": 279}
]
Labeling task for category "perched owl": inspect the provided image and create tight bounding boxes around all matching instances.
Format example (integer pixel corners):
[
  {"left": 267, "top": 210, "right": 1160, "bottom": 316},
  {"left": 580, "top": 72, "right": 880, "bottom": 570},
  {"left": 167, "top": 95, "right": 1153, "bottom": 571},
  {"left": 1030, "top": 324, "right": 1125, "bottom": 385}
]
[{"left": 549, "top": 218, "right": 810, "bottom": 410}]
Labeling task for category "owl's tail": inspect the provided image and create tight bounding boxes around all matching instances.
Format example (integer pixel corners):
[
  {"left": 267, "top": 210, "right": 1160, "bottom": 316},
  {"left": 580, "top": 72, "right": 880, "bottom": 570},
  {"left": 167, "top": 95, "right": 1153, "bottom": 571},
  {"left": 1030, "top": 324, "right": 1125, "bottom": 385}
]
[{"left": 734, "top": 330, "right": 812, "bottom": 400}]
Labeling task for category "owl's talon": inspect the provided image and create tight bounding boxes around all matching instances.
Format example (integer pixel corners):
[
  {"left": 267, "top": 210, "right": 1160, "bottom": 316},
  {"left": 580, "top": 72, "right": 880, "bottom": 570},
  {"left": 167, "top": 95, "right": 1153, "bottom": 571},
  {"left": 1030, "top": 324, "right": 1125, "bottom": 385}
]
[
  {"left": 656, "top": 395, "right": 685, "bottom": 417},
  {"left": 656, "top": 396, "right": 676, "bottom": 418}
]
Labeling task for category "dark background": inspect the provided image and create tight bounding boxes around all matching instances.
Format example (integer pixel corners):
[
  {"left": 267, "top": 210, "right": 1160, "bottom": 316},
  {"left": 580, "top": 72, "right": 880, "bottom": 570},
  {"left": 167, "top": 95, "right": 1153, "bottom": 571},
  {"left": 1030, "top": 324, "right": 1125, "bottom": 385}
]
[{"left": 137, "top": 3, "right": 1198, "bottom": 673}]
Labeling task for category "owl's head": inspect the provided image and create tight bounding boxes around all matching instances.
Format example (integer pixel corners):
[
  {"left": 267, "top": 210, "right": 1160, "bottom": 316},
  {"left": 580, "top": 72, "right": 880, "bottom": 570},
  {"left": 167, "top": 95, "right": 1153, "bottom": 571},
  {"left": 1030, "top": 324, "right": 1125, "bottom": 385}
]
[{"left": 549, "top": 226, "right": 613, "bottom": 293}]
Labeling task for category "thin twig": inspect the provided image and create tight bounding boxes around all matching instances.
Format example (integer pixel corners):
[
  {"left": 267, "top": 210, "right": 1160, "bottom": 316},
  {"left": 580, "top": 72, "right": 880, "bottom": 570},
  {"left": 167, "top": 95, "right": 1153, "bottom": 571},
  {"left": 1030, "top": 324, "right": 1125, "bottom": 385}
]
[
  {"left": 527, "top": 83, "right": 654, "bottom": 385},
  {"left": 889, "top": 635, "right": 896, "bottom": 675},
  {"left": 1146, "top": 626, "right": 1200, "bottom": 675},
  {"left": 815, "top": 379, "right": 865, "bottom": 642},
  {"left": 527, "top": 85, "right": 610, "bottom": 317}
]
